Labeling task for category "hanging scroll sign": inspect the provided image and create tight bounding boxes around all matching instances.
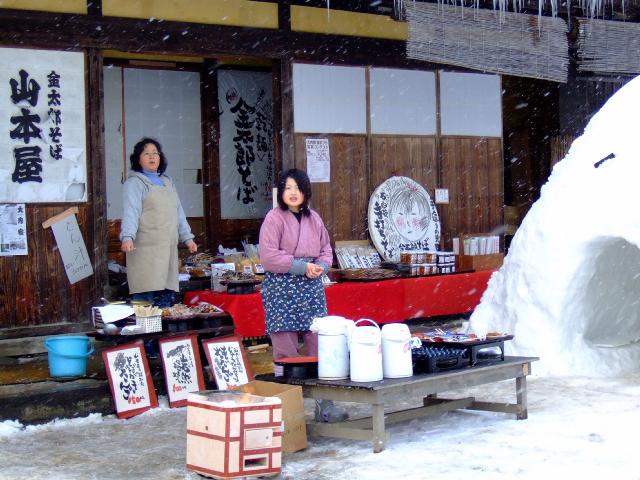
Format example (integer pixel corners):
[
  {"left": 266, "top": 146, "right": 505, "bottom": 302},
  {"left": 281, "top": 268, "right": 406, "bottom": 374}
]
[
  {"left": 42, "top": 206, "right": 93, "bottom": 284},
  {"left": 367, "top": 176, "right": 441, "bottom": 262}
]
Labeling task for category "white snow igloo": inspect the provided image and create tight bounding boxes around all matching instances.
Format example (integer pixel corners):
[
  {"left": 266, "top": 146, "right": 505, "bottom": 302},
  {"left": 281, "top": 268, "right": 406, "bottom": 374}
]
[{"left": 470, "top": 75, "right": 640, "bottom": 376}]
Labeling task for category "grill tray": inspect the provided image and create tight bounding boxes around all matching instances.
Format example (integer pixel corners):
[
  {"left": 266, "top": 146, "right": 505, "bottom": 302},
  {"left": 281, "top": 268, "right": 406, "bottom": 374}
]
[
  {"left": 412, "top": 346, "right": 467, "bottom": 373},
  {"left": 418, "top": 335, "right": 514, "bottom": 366}
]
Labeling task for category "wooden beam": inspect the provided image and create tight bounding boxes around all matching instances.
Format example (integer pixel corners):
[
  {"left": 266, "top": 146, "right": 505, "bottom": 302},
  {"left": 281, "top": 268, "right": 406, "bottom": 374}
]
[
  {"left": 201, "top": 60, "right": 221, "bottom": 250},
  {"left": 0, "top": 8, "right": 430, "bottom": 68},
  {"left": 41, "top": 207, "right": 79, "bottom": 229},
  {"left": 279, "top": 58, "right": 295, "bottom": 171},
  {"left": 87, "top": 47, "right": 108, "bottom": 311}
]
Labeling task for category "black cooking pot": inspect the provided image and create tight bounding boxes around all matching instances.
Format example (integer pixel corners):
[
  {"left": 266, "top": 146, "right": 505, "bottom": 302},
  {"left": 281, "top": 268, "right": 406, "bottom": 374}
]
[{"left": 275, "top": 356, "right": 318, "bottom": 379}]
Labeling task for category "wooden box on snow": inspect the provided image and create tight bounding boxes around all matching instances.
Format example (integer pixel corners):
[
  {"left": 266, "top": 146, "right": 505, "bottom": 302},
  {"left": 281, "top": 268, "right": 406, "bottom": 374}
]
[{"left": 186, "top": 390, "right": 282, "bottom": 479}]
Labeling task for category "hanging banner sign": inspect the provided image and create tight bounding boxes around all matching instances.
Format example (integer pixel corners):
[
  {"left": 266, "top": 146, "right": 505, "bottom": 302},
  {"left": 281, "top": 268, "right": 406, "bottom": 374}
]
[
  {"left": 0, "top": 47, "right": 87, "bottom": 203},
  {"left": 218, "top": 70, "right": 274, "bottom": 219}
]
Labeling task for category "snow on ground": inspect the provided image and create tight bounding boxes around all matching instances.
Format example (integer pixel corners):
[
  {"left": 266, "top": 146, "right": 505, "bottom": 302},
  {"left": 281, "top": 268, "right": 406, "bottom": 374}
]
[{"left": 1, "top": 372, "right": 640, "bottom": 480}]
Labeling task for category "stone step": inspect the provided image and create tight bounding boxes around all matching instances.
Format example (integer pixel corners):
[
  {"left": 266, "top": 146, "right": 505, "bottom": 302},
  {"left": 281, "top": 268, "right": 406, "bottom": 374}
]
[{"left": 0, "top": 379, "right": 114, "bottom": 424}]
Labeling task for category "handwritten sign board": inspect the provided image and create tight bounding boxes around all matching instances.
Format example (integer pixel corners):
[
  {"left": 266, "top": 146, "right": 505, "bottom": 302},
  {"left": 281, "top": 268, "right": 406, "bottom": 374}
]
[
  {"left": 43, "top": 207, "right": 93, "bottom": 284},
  {"left": 368, "top": 176, "right": 441, "bottom": 262},
  {"left": 202, "top": 336, "right": 253, "bottom": 390},
  {"left": 102, "top": 341, "right": 158, "bottom": 419},
  {"left": 159, "top": 334, "right": 205, "bottom": 408}
]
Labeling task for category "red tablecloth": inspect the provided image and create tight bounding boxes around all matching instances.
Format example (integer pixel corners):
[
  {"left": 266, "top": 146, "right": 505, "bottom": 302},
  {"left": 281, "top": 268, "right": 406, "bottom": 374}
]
[{"left": 184, "top": 270, "right": 494, "bottom": 337}]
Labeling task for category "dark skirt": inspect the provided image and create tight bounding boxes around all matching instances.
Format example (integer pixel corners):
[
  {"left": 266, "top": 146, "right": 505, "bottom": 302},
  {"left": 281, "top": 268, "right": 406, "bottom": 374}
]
[{"left": 261, "top": 270, "right": 328, "bottom": 335}]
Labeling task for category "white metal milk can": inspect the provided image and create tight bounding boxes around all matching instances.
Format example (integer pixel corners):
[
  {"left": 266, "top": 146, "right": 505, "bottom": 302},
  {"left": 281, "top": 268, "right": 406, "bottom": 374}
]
[
  {"left": 311, "top": 316, "right": 353, "bottom": 380},
  {"left": 349, "top": 318, "right": 383, "bottom": 382},
  {"left": 381, "top": 323, "right": 413, "bottom": 378}
]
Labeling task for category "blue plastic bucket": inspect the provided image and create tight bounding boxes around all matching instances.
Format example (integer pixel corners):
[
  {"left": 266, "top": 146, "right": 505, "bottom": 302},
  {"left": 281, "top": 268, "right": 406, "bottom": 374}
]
[{"left": 44, "top": 335, "right": 94, "bottom": 378}]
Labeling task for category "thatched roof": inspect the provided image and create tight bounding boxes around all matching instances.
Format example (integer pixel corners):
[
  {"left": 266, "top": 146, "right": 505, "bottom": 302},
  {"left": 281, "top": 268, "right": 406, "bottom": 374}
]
[{"left": 406, "top": 2, "right": 569, "bottom": 82}]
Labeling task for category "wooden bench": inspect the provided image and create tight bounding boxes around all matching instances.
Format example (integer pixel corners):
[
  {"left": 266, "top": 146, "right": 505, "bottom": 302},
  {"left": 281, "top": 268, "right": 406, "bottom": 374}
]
[{"left": 264, "top": 356, "right": 537, "bottom": 453}]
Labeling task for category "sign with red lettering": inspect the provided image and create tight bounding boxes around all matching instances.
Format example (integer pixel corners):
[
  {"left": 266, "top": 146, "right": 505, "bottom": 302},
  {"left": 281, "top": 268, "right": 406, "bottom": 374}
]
[
  {"left": 159, "top": 334, "right": 205, "bottom": 408},
  {"left": 102, "top": 341, "right": 157, "bottom": 419}
]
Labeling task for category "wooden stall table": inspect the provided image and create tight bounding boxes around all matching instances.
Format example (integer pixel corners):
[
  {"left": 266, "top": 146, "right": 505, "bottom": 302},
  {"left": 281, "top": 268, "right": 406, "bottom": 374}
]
[
  {"left": 183, "top": 270, "right": 495, "bottom": 337},
  {"left": 87, "top": 325, "right": 234, "bottom": 345},
  {"left": 261, "top": 356, "right": 538, "bottom": 453}
]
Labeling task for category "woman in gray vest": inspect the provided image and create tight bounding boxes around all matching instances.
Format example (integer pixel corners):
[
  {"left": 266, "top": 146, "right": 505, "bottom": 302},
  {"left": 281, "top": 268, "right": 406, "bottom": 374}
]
[{"left": 120, "top": 138, "right": 197, "bottom": 307}]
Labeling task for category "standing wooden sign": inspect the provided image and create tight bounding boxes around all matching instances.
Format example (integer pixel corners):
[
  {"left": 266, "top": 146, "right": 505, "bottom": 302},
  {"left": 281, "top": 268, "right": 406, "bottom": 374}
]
[
  {"left": 202, "top": 336, "right": 253, "bottom": 390},
  {"left": 102, "top": 341, "right": 157, "bottom": 419},
  {"left": 159, "top": 334, "right": 205, "bottom": 408}
]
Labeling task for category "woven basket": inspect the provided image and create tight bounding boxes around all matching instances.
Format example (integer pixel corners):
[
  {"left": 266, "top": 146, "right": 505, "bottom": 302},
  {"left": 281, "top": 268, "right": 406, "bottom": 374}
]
[
  {"left": 135, "top": 315, "right": 162, "bottom": 333},
  {"left": 340, "top": 268, "right": 402, "bottom": 281}
]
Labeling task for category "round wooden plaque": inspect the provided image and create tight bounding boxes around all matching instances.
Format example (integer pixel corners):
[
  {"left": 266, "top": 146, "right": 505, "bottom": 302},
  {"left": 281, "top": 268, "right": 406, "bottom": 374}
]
[{"left": 367, "top": 176, "right": 440, "bottom": 262}]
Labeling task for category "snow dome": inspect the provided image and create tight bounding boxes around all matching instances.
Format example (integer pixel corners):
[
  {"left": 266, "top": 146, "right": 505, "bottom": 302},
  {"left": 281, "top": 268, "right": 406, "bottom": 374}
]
[{"left": 470, "top": 74, "right": 640, "bottom": 376}]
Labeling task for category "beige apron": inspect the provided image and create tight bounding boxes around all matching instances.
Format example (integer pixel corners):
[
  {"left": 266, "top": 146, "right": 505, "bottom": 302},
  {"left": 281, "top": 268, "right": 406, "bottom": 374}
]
[{"left": 126, "top": 177, "right": 179, "bottom": 294}]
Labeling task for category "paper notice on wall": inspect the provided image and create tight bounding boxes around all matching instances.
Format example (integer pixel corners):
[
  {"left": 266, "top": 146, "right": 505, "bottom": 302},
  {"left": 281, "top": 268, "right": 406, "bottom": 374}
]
[
  {"left": 46, "top": 208, "right": 93, "bottom": 284},
  {"left": 0, "top": 203, "right": 28, "bottom": 256},
  {"left": 305, "top": 138, "right": 330, "bottom": 183}
]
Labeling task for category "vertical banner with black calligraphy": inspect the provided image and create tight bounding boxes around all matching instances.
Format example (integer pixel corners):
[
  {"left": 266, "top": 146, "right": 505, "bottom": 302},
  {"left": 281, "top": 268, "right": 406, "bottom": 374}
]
[
  {"left": 0, "top": 47, "right": 86, "bottom": 203},
  {"left": 218, "top": 70, "right": 274, "bottom": 219}
]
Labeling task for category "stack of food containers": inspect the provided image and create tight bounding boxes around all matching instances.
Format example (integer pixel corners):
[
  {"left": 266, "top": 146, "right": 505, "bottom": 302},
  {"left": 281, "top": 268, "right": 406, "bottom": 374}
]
[{"left": 436, "top": 251, "right": 456, "bottom": 274}]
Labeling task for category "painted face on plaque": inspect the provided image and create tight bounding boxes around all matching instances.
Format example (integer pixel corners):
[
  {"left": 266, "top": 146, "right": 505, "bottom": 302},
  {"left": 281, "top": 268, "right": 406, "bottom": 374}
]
[{"left": 389, "top": 187, "right": 431, "bottom": 243}]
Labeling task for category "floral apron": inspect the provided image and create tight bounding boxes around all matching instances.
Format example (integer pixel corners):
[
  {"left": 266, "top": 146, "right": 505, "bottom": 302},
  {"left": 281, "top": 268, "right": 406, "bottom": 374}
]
[{"left": 261, "top": 257, "right": 328, "bottom": 334}]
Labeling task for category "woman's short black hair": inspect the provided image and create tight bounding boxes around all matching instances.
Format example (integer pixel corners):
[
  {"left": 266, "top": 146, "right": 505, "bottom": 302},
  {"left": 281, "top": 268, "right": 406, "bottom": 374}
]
[
  {"left": 129, "top": 137, "right": 168, "bottom": 174},
  {"left": 276, "top": 168, "right": 312, "bottom": 216}
]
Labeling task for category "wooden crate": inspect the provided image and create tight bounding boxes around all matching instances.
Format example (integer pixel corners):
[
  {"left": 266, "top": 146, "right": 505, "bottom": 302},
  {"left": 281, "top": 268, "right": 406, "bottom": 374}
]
[
  {"left": 458, "top": 253, "right": 504, "bottom": 272},
  {"left": 457, "top": 233, "right": 503, "bottom": 272},
  {"left": 186, "top": 391, "right": 282, "bottom": 479}
]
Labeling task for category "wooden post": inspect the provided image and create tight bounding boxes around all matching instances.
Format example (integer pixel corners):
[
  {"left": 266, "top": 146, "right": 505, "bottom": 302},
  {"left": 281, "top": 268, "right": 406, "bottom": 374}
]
[
  {"left": 279, "top": 58, "right": 295, "bottom": 171},
  {"left": 87, "top": 47, "right": 108, "bottom": 305}
]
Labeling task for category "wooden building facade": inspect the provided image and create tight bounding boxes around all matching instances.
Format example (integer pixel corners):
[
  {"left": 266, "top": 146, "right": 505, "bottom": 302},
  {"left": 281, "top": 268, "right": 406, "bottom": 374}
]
[{"left": 0, "top": 0, "right": 583, "bottom": 337}]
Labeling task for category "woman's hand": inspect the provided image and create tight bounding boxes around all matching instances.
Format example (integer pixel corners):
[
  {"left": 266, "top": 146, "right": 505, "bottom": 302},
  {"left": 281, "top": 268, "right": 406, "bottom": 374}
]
[
  {"left": 305, "top": 262, "right": 324, "bottom": 279},
  {"left": 121, "top": 239, "right": 135, "bottom": 253},
  {"left": 186, "top": 239, "right": 198, "bottom": 254}
]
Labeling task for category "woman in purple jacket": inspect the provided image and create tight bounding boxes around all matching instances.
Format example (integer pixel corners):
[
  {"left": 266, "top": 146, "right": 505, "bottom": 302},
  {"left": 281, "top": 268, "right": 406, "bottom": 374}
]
[{"left": 259, "top": 169, "right": 346, "bottom": 422}]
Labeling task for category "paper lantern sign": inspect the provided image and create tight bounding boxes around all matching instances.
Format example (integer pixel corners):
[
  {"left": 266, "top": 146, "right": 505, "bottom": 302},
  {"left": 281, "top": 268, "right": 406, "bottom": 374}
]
[
  {"left": 368, "top": 176, "right": 440, "bottom": 262},
  {"left": 202, "top": 336, "right": 253, "bottom": 390},
  {"left": 102, "top": 341, "right": 157, "bottom": 419},
  {"left": 159, "top": 334, "right": 206, "bottom": 408}
]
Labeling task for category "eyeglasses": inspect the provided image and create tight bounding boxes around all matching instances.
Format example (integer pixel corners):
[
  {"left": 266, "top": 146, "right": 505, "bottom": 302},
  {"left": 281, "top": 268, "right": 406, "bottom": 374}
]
[{"left": 142, "top": 152, "right": 160, "bottom": 157}]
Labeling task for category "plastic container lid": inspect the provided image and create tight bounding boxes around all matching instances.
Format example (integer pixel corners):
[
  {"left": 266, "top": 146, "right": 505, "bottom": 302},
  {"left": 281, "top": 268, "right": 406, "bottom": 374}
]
[
  {"left": 311, "top": 316, "right": 353, "bottom": 335},
  {"left": 351, "top": 325, "right": 381, "bottom": 345},
  {"left": 381, "top": 323, "right": 411, "bottom": 340}
]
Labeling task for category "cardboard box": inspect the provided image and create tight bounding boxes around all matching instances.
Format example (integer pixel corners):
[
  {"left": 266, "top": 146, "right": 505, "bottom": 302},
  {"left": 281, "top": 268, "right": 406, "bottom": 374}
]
[{"left": 240, "top": 380, "right": 307, "bottom": 454}]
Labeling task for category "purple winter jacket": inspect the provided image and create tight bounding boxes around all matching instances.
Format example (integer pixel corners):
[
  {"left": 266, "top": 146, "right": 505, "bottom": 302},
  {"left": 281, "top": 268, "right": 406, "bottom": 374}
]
[{"left": 258, "top": 207, "right": 333, "bottom": 275}]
